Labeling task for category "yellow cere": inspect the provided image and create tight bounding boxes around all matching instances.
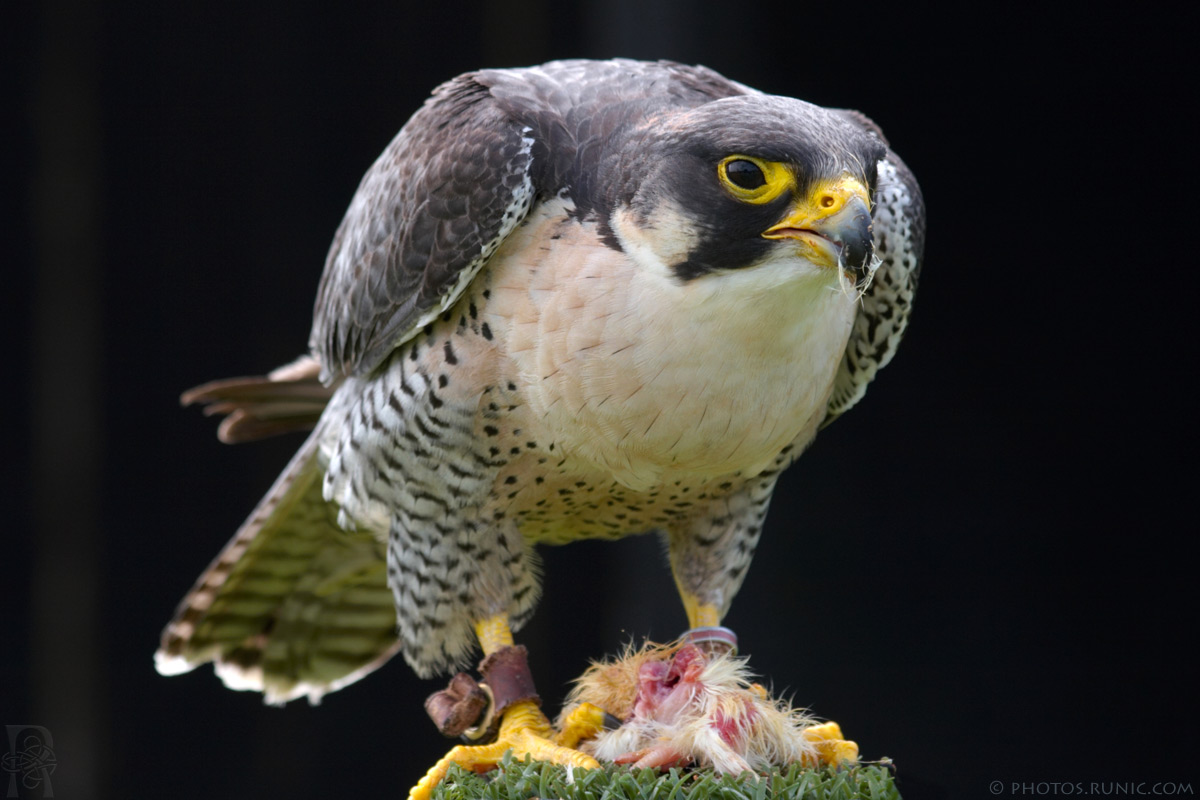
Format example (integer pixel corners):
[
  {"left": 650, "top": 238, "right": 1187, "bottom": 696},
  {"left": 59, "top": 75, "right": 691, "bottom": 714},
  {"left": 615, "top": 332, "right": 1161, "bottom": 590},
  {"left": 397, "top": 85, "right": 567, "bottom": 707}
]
[
  {"left": 717, "top": 155, "right": 795, "bottom": 205},
  {"left": 764, "top": 175, "right": 873, "bottom": 237}
]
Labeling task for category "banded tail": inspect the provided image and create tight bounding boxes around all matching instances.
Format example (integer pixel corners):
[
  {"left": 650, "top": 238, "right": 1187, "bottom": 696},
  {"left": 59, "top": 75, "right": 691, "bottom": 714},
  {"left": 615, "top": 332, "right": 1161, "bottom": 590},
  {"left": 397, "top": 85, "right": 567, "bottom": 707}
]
[{"left": 158, "top": 361, "right": 400, "bottom": 704}]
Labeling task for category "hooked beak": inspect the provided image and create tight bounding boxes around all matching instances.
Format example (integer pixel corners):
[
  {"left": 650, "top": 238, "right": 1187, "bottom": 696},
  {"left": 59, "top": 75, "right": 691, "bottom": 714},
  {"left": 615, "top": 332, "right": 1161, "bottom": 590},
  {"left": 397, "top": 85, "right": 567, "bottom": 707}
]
[{"left": 762, "top": 176, "right": 874, "bottom": 280}]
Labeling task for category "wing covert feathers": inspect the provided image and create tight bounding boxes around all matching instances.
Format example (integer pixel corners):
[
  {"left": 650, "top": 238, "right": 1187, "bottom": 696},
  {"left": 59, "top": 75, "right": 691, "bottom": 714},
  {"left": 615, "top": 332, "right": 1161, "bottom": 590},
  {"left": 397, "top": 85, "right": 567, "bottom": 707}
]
[
  {"left": 155, "top": 431, "right": 400, "bottom": 704},
  {"left": 310, "top": 75, "right": 536, "bottom": 380}
]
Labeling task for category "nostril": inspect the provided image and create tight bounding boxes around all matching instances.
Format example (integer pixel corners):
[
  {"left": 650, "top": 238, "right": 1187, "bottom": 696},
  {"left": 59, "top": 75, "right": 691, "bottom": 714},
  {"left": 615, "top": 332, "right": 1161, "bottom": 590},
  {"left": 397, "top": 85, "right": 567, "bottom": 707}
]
[{"left": 820, "top": 195, "right": 836, "bottom": 208}]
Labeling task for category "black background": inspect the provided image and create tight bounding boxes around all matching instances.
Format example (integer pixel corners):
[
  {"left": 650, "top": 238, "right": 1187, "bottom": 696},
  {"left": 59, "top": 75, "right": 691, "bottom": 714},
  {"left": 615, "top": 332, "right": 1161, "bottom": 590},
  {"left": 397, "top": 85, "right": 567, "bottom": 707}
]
[{"left": 5, "top": 3, "right": 1194, "bottom": 799}]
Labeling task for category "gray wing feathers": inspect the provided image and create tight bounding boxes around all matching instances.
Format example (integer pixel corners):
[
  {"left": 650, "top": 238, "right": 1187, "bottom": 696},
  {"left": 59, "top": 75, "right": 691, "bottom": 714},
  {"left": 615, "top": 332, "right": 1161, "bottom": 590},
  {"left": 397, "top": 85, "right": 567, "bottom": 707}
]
[
  {"left": 155, "top": 430, "right": 401, "bottom": 704},
  {"left": 311, "top": 75, "right": 535, "bottom": 380},
  {"left": 309, "top": 61, "right": 750, "bottom": 382},
  {"left": 825, "top": 147, "right": 925, "bottom": 423}
]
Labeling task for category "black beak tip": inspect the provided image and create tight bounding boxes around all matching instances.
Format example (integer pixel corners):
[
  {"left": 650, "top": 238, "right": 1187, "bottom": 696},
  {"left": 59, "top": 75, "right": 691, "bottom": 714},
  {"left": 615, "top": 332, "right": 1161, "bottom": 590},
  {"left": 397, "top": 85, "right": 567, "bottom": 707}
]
[{"left": 842, "top": 218, "right": 874, "bottom": 279}]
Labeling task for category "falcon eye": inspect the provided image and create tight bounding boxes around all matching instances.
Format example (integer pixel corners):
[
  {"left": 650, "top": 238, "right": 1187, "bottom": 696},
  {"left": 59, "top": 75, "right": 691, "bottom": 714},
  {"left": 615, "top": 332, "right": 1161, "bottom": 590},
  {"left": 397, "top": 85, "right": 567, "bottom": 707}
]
[
  {"left": 717, "top": 155, "right": 793, "bottom": 205},
  {"left": 724, "top": 159, "right": 765, "bottom": 190}
]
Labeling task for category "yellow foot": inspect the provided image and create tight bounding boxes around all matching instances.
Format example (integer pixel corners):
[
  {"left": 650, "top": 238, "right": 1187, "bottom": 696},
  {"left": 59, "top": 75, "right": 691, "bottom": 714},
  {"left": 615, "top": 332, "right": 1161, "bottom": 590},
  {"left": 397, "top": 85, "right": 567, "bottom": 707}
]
[
  {"left": 408, "top": 700, "right": 599, "bottom": 800},
  {"left": 801, "top": 721, "right": 859, "bottom": 767},
  {"left": 554, "top": 702, "right": 610, "bottom": 749}
]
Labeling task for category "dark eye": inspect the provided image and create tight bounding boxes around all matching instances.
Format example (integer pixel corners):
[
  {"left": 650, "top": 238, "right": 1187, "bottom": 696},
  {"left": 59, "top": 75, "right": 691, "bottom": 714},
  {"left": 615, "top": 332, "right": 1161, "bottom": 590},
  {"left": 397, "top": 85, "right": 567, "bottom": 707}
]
[{"left": 723, "top": 159, "right": 766, "bottom": 190}]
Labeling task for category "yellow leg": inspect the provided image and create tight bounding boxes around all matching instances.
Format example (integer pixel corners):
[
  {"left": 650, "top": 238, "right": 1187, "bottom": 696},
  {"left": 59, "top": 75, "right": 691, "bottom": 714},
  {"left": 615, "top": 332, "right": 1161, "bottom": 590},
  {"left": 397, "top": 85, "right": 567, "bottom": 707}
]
[
  {"left": 408, "top": 615, "right": 599, "bottom": 800},
  {"left": 475, "top": 614, "right": 514, "bottom": 654},
  {"left": 680, "top": 592, "right": 721, "bottom": 629}
]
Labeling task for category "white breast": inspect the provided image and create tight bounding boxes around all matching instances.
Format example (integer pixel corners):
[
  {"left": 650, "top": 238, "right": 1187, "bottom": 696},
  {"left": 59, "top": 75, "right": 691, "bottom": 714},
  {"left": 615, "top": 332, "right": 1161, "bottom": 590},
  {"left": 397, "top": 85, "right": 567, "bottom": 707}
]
[{"left": 484, "top": 200, "right": 858, "bottom": 491}]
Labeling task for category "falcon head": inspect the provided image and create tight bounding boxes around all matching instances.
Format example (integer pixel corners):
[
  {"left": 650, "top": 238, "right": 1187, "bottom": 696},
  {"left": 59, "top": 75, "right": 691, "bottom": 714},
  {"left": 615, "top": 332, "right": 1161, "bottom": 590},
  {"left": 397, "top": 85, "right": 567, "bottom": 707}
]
[{"left": 602, "top": 94, "right": 885, "bottom": 287}]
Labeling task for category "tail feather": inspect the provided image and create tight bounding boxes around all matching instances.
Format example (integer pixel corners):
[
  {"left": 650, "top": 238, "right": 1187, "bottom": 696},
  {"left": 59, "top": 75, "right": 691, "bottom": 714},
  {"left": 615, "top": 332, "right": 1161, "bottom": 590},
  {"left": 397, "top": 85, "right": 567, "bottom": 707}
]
[
  {"left": 157, "top": 429, "right": 401, "bottom": 704},
  {"left": 181, "top": 355, "right": 334, "bottom": 444}
]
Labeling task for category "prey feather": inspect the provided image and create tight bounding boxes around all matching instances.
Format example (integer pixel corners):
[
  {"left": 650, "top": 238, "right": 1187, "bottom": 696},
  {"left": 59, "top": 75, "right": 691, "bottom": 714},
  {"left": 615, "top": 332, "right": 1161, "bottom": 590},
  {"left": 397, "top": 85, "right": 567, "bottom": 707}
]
[
  {"left": 834, "top": 252, "right": 881, "bottom": 304},
  {"left": 558, "top": 641, "right": 848, "bottom": 775}
]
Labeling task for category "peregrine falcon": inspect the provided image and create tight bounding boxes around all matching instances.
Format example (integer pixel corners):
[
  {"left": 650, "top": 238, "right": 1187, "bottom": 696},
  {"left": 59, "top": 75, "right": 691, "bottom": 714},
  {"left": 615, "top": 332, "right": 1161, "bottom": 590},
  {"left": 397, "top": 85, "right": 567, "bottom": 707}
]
[{"left": 157, "top": 58, "right": 923, "bottom": 787}]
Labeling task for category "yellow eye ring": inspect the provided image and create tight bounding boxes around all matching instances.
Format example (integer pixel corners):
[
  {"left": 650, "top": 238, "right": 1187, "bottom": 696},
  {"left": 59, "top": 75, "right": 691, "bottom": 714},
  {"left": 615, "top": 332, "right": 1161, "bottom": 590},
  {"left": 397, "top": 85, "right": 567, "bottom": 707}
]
[{"left": 717, "top": 155, "right": 793, "bottom": 205}]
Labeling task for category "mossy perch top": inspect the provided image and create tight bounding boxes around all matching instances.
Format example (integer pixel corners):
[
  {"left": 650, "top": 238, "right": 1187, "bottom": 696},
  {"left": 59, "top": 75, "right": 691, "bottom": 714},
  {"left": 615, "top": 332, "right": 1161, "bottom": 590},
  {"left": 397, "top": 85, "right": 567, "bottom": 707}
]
[{"left": 433, "top": 756, "right": 901, "bottom": 800}]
